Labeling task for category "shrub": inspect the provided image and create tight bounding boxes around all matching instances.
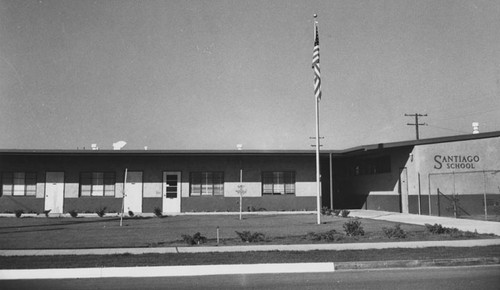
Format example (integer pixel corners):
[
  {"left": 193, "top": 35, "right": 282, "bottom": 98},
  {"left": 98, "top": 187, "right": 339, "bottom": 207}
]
[
  {"left": 14, "top": 209, "right": 24, "bottom": 218},
  {"left": 182, "top": 232, "right": 207, "bottom": 245},
  {"left": 96, "top": 207, "right": 107, "bottom": 218},
  {"left": 128, "top": 210, "right": 134, "bottom": 217},
  {"left": 332, "top": 209, "right": 341, "bottom": 216},
  {"left": 69, "top": 210, "right": 78, "bottom": 218},
  {"left": 340, "top": 209, "right": 350, "bottom": 218},
  {"left": 44, "top": 210, "right": 51, "bottom": 217},
  {"left": 153, "top": 207, "right": 163, "bottom": 218},
  {"left": 235, "top": 231, "right": 266, "bottom": 243},
  {"left": 343, "top": 219, "right": 365, "bottom": 236},
  {"left": 382, "top": 224, "right": 407, "bottom": 239},
  {"left": 424, "top": 223, "right": 478, "bottom": 238},
  {"left": 425, "top": 223, "right": 458, "bottom": 235},
  {"left": 321, "top": 207, "right": 333, "bottom": 216},
  {"left": 307, "top": 230, "right": 343, "bottom": 242}
]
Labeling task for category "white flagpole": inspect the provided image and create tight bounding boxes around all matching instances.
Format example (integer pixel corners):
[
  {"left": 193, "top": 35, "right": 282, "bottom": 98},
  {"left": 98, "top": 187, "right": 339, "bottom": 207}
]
[
  {"left": 314, "top": 14, "right": 321, "bottom": 225},
  {"left": 120, "top": 168, "right": 128, "bottom": 227}
]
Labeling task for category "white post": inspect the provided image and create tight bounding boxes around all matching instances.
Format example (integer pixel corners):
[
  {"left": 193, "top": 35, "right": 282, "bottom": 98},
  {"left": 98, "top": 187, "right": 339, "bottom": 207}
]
[
  {"left": 240, "top": 169, "right": 242, "bottom": 220},
  {"left": 313, "top": 16, "right": 321, "bottom": 225},
  {"left": 483, "top": 171, "right": 488, "bottom": 220},
  {"left": 120, "top": 168, "right": 128, "bottom": 227},
  {"left": 315, "top": 94, "right": 321, "bottom": 225}
]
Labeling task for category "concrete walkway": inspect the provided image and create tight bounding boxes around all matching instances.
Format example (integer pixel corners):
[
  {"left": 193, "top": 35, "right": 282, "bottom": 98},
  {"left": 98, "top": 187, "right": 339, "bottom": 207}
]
[
  {"left": 349, "top": 210, "right": 500, "bottom": 236},
  {"left": 1, "top": 239, "right": 499, "bottom": 257}
]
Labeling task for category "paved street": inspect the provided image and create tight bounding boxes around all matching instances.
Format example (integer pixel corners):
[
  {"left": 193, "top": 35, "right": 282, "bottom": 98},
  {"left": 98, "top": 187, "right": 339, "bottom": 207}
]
[{"left": 1, "top": 265, "right": 499, "bottom": 290}]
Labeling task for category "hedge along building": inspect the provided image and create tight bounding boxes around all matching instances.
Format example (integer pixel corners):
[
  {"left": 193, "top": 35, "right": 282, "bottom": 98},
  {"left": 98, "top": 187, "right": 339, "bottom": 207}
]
[{"left": 0, "top": 131, "right": 499, "bottom": 217}]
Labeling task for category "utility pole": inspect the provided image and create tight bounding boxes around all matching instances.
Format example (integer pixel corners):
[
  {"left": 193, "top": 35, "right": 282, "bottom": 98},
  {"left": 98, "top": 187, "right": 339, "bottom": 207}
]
[{"left": 405, "top": 113, "right": 427, "bottom": 140}]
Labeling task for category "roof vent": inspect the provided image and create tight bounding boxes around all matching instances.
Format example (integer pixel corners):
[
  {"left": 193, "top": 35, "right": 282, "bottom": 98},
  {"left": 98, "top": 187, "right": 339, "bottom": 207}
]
[
  {"left": 236, "top": 144, "right": 243, "bottom": 150},
  {"left": 91, "top": 144, "right": 99, "bottom": 150},
  {"left": 472, "top": 122, "right": 479, "bottom": 134},
  {"left": 113, "top": 141, "right": 127, "bottom": 150}
]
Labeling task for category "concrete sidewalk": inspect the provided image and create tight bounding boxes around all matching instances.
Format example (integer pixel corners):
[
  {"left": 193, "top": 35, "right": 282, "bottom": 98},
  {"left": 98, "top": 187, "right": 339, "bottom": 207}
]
[
  {"left": 1, "top": 239, "right": 499, "bottom": 257},
  {"left": 348, "top": 210, "right": 500, "bottom": 236}
]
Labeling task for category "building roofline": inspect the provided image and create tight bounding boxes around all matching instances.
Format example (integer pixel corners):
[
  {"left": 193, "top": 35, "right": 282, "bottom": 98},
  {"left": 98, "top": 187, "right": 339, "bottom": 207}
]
[
  {"left": 329, "top": 131, "right": 500, "bottom": 155},
  {"left": 0, "top": 131, "right": 498, "bottom": 156}
]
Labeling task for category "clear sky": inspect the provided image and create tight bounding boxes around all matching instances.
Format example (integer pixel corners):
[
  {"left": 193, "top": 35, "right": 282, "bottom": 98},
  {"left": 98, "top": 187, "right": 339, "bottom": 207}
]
[{"left": 1, "top": 0, "right": 499, "bottom": 150}]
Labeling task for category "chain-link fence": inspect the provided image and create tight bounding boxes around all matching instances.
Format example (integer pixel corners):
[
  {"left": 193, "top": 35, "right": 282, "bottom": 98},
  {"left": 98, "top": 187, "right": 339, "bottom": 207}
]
[{"left": 429, "top": 170, "right": 500, "bottom": 221}]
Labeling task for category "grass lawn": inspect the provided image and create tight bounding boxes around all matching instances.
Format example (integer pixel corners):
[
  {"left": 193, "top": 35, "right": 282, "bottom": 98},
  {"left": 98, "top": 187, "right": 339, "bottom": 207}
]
[
  {"left": 1, "top": 246, "right": 499, "bottom": 269},
  {"left": 0, "top": 214, "right": 496, "bottom": 249}
]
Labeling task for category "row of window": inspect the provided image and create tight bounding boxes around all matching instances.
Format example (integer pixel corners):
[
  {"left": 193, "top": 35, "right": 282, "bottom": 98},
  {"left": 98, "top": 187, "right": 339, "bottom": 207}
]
[
  {"left": 349, "top": 156, "right": 391, "bottom": 176},
  {"left": 1, "top": 171, "right": 297, "bottom": 196}
]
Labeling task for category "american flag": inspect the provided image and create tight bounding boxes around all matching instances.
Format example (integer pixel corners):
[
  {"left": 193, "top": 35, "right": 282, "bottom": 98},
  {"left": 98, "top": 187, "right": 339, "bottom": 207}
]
[{"left": 312, "top": 23, "right": 321, "bottom": 101}]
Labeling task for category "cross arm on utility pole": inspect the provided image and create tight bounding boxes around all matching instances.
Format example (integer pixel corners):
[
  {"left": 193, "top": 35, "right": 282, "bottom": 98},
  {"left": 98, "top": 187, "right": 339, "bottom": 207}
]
[{"left": 405, "top": 113, "right": 427, "bottom": 140}]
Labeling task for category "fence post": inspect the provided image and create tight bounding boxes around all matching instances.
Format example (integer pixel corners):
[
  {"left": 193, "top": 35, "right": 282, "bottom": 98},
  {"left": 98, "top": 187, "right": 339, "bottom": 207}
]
[
  {"left": 437, "top": 188, "right": 440, "bottom": 217},
  {"left": 483, "top": 170, "right": 488, "bottom": 221},
  {"left": 417, "top": 173, "right": 422, "bottom": 215},
  {"left": 428, "top": 174, "right": 432, "bottom": 216}
]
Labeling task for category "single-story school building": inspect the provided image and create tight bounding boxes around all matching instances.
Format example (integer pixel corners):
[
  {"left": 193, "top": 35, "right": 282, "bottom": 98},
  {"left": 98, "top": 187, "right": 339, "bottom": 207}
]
[{"left": 1, "top": 131, "right": 499, "bottom": 218}]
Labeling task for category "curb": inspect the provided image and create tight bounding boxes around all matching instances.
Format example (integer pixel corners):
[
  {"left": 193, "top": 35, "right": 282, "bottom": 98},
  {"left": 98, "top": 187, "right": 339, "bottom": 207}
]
[
  {"left": 0, "top": 262, "right": 335, "bottom": 280},
  {"left": 335, "top": 257, "right": 500, "bottom": 270},
  {"left": 1, "top": 258, "right": 499, "bottom": 280}
]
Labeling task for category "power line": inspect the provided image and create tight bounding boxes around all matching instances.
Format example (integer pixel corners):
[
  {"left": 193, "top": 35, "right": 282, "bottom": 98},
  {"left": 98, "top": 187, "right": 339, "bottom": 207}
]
[
  {"left": 426, "top": 124, "right": 469, "bottom": 134},
  {"left": 405, "top": 113, "right": 427, "bottom": 140},
  {"left": 431, "top": 107, "right": 500, "bottom": 122}
]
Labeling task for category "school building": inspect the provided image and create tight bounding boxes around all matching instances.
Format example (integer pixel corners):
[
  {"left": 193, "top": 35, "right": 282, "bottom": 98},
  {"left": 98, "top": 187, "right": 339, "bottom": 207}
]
[{"left": 1, "top": 131, "right": 499, "bottom": 218}]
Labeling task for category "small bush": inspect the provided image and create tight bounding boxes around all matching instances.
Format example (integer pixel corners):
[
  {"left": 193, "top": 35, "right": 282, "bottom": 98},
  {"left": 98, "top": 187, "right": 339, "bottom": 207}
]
[
  {"left": 340, "top": 209, "right": 350, "bottom": 218},
  {"left": 425, "top": 223, "right": 458, "bottom": 235},
  {"left": 153, "top": 207, "right": 163, "bottom": 218},
  {"left": 128, "top": 210, "right": 134, "bottom": 217},
  {"left": 14, "top": 209, "right": 24, "bottom": 218},
  {"left": 307, "top": 230, "right": 343, "bottom": 242},
  {"left": 343, "top": 219, "right": 365, "bottom": 236},
  {"left": 382, "top": 224, "right": 407, "bottom": 239},
  {"left": 96, "top": 207, "right": 107, "bottom": 218},
  {"left": 235, "top": 231, "right": 266, "bottom": 243},
  {"left": 332, "top": 209, "right": 341, "bottom": 216},
  {"left": 182, "top": 232, "right": 207, "bottom": 245},
  {"left": 424, "top": 223, "right": 478, "bottom": 238},
  {"left": 69, "top": 210, "right": 78, "bottom": 218},
  {"left": 321, "top": 207, "right": 333, "bottom": 216}
]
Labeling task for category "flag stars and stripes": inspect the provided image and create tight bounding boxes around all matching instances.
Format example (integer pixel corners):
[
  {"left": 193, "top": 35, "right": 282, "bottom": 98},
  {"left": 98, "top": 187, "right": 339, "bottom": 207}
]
[{"left": 312, "top": 23, "right": 321, "bottom": 101}]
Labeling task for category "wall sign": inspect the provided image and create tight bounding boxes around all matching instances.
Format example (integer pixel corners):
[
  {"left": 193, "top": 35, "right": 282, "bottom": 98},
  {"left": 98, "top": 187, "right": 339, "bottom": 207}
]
[{"left": 433, "top": 155, "right": 480, "bottom": 170}]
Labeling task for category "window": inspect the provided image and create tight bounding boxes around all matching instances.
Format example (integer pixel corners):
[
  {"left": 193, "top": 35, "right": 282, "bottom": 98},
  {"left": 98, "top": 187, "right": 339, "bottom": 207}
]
[
  {"left": 1, "top": 172, "right": 37, "bottom": 196},
  {"left": 190, "top": 172, "right": 224, "bottom": 196},
  {"left": 80, "top": 172, "right": 115, "bottom": 197},
  {"left": 262, "top": 171, "right": 295, "bottom": 195},
  {"left": 350, "top": 156, "right": 391, "bottom": 176}
]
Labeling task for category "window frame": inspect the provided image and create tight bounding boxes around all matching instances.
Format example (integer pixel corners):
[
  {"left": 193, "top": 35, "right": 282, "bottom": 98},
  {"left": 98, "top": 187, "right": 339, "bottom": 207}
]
[
  {"left": 1, "top": 172, "right": 37, "bottom": 197},
  {"left": 262, "top": 171, "right": 296, "bottom": 195},
  {"left": 79, "top": 171, "right": 116, "bottom": 197},
  {"left": 189, "top": 171, "right": 224, "bottom": 196},
  {"left": 350, "top": 156, "right": 391, "bottom": 176}
]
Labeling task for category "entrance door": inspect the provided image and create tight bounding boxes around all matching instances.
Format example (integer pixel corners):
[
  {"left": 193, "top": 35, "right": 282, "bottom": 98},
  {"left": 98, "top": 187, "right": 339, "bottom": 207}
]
[
  {"left": 399, "top": 167, "right": 409, "bottom": 213},
  {"left": 163, "top": 172, "right": 181, "bottom": 213},
  {"left": 123, "top": 171, "right": 143, "bottom": 214},
  {"left": 45, "top": 172, "right": 64, "bottom": 214}
]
